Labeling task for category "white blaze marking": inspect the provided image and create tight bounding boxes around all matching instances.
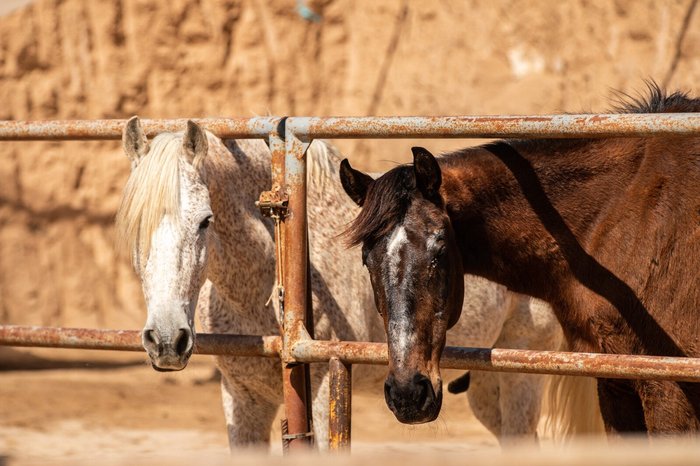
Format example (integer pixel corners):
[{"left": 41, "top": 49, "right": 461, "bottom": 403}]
[
  {"left": 386, "top": 226, "right": 407, "bottom": 286},
  {"left": 385, "top": 226, "right": 413, "bottom": 365},
  {"left": 387, "top": 226, "right": 407, "bottom": 256}
]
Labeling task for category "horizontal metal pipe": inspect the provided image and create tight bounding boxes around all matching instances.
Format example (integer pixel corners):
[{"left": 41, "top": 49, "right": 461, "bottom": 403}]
[
  {"left": 2, "top": 114, "right": 700, "bottom": 142},
  {"left": 286, "top": 114, "right": 700, "bottom": 139},
  {"left": 0, "top": 325, "right": 280, "bottom": 357},
  {"left": 292, "top": 340, "right": 700, "bottom": 382},
  {"left": 5, "top": 326, "right": 700, "bottom": 382},
  {"left": 0, "top": 117, "right": 281, "bottom": 141}
]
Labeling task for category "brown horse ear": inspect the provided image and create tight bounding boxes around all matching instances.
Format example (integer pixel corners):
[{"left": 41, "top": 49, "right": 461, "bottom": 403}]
[
  {"left": 183, "top": 120, "right": 208, "bottom": 165},
  {"left": 340, "top": 159, "right": 374, "bottom": 206},
  {"left": 412, "top": 147, "right": 441, "bottom": 199},
  {"left": 122, "top": 116, "right": 149, "bottom": 167}
]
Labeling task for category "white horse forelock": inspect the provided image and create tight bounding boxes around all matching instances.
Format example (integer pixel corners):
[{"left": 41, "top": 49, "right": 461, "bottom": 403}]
[{"left": 116, "top": 132, "right": 187, "bottom": 263}]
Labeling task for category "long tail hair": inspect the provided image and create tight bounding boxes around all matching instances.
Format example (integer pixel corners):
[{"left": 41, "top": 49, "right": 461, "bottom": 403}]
[{"left": 538, "top": 340, "right": 606, "bottom": 442}]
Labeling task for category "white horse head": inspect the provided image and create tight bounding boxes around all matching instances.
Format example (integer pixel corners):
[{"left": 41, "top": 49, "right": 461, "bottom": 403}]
[{"left": 116, "top": 117, "right": 213, "bottom": 371}]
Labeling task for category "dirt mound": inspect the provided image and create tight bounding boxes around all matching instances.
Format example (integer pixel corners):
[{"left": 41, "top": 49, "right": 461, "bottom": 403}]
[{"left": 0, "top": 0, "right": 698, "bottom": 339}]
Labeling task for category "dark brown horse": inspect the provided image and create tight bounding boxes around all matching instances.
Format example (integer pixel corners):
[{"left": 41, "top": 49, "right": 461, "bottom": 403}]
[{"left": 340, "top": 86, "right": 700, "bottom": 432}]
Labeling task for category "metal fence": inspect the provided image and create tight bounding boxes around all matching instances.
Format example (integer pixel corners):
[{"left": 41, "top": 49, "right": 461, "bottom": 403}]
[{"left": 2, "top": 114, "right": 700, "bottom": 452}]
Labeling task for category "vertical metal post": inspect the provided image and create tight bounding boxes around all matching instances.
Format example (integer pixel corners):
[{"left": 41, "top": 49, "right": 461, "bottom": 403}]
[
  {"left": 280, "top": 129, "right": 313, "bottom": 452},
  {"left": 267, "top": 118, "right": 286, "bottom": 196},
  {"left": 329, "top": 357, "right": 352, "bottom": 451},
  {"left": 265, "top": 121, "right": 288, "bottom": 305}
]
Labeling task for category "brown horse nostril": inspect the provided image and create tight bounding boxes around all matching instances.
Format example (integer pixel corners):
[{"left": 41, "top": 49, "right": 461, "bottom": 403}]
[
  {"left": 384, "top": 379, "right": 393, "bottom": 403},
  {"left": 415, "top": 376, "right": 433, "bottom": 411}
]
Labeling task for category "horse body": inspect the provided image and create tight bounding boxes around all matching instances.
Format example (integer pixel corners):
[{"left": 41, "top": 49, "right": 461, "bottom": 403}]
[
  {"left": 116, "top": 118, "right": 579, "bottom": 448},
  {"left": 341, "top": 87, "right": 700, "bottom": 434},
  {"left": 444, "top": 133, "right": 700, "bottom": 433}
]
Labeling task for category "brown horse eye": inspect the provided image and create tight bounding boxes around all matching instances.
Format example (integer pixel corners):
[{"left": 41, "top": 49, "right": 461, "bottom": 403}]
[
  {"left": 429, "top": 246, "right": 446, "bottom": 269},
  {"left": 199, "top": 215, "right": 212, "bottom": 230}
]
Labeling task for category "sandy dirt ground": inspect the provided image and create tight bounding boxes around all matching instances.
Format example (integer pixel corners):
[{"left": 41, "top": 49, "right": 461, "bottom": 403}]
[
  {"left": 4, "top": 350, "right": 700, "bottom": 466},
  {"left": 4, "top": 352, "right": 700, "bottom": 466},
  {"left": 0, "top": 347, "right": 497, "bottom": 465}
]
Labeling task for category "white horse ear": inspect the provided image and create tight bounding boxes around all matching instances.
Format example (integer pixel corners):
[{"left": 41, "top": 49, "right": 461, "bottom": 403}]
[
  {"left": 183, "top": 120, "right": 208, "bottom": 165},
  {"left": 122, "top": 116, "right": 149, "bottom": 166}
]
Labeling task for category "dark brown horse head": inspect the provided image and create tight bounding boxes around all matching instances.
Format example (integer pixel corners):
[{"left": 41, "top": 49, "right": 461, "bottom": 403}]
[{"left": 340, "top": 147, "right": 464, "bottom": 424}]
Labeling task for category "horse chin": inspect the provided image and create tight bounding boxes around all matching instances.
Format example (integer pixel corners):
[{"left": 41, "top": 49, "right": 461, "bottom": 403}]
[
  {"left": 151, "top": 363, "right": 186, "bottom": 373},
  {"left": 147, "top": 351, "right": 192, "bottom": 372},
  {"left": 391, "top": 388, "right": 443, "bottom": 424}
]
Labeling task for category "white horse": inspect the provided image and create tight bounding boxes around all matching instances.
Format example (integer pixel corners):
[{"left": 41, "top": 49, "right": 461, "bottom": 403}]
[{"left": 115, "top": 117, "right": 601, "bottom": 448}]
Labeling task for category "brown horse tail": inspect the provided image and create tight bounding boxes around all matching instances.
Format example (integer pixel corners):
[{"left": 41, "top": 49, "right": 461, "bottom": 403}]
[{"left": 447, "top": 371, "right": 471, "bottom": 394}]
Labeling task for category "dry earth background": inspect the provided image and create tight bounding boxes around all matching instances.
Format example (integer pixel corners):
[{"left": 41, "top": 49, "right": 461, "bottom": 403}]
[{"left": 0, "top": 0, "right": 699, "bottom": 463}]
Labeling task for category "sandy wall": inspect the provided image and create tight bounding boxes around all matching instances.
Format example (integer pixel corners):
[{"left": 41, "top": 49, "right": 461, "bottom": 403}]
[{"left": 0, "top": 0, "right": 698, "bottom": 329}]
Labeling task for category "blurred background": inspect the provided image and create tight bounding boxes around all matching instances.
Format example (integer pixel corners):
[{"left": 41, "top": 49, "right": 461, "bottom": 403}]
[
  {"left": 1, "top": 0, "right": 698, "bottom": 331},
  {"left": 0, "top": 0, "right": 698, "bottom": 461}
]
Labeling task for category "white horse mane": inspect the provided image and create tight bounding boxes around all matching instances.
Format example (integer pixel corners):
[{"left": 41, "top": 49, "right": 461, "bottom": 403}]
[
  {"left": 116, "top": 134, "right": 339, "bottom": 260},
  {"left": 115, "top": 132, "right": 185, "bottom": 260},
  {"left": 307, "top": 139, "right": 342, "bottom": 191}
]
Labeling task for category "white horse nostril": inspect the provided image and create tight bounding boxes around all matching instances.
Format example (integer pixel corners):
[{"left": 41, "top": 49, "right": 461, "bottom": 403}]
[
  {"left": 174, "top": 328, "right": 192, "bottom": 356},
  {"left": 143, "top": 329, "right": 159, "bottom": 347}
]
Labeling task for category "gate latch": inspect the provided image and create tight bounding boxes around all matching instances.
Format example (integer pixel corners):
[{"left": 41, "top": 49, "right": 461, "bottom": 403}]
[{"left": 256, "top": 187, "right": 288, "bottom": 219}]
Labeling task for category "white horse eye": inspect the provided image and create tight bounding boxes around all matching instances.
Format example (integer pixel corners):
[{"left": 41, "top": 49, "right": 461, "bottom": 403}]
[{"left": 199, "top": 215, "right": 213, "bottom": 230}]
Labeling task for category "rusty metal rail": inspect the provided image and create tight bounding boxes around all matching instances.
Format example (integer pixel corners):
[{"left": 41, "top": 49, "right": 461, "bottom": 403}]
[
  {"left": 0, "top": 117, "right": 281, "bottom": 141},
  {"left": 285, "top": 114, "right": 700, "bottom": 139},
  {"left": 2, "top": 114, "right": 700, "bottom": 453},
  {"left": 5, "top": 325, "right": 700, "bottom": 383},
  {"left": 0, "top": 325, "right": 281, "bottom": 357},
  {"left": 291, "top": 340, "right": 700, "bottom": 383},
  {"left": 1, "top": 114, "right": 700, "bottom": 141}
]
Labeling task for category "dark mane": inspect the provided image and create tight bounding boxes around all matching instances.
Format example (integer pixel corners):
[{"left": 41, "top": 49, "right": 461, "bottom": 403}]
[
  {"left": 495, "top": 84, "right": 700, "bottom": 154},
  {"left": 609, "top": 81, "right": 700, "bottom": 114},
  {"left": 345, "top": 165, "right": 415, "bottom": 247},
  {"left": 346, "top": 84, "right": 700, "bottom": 247}
]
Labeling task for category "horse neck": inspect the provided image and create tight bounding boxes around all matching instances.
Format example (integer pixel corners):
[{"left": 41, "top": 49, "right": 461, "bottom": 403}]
[
  {"left": 202, "top": 138, "right": 276, "bottom": 314},
  {"left": 440, "top": 139, "right": 645, "bottom": 304}
]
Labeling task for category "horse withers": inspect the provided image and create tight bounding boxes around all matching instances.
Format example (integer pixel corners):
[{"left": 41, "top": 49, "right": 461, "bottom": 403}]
[{"left": 340, "top": 85, "right": 700, "bottom": 433}]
